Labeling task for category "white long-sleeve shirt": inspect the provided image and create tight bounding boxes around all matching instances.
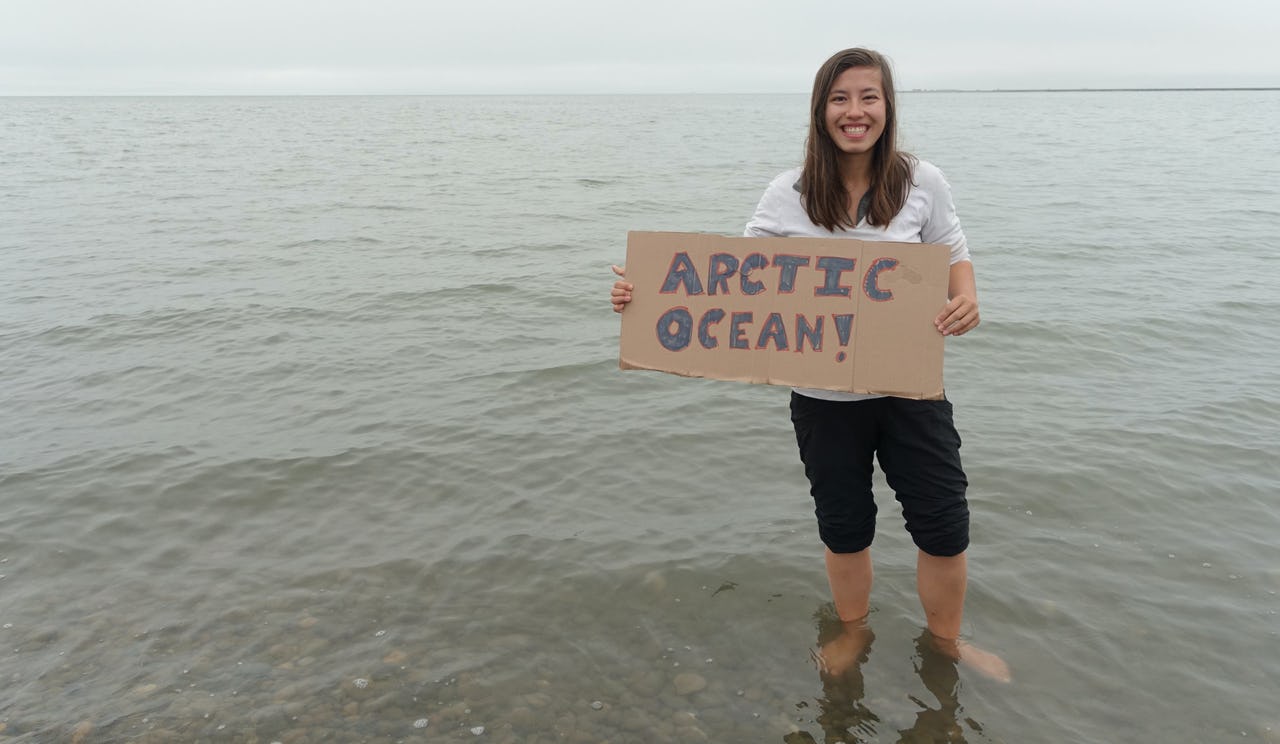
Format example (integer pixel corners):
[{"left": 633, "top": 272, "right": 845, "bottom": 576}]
[{"left": 744, "top": 159, "right": 970, "bottom": 402}]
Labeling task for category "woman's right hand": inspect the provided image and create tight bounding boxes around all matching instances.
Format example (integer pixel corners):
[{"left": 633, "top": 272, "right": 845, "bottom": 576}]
[{"left": 610, "top": 264, "right": 634, "bottom": 313}]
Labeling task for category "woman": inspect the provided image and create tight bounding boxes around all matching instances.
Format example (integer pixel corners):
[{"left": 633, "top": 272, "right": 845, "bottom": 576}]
[{"left": 611, "top": 48, "right": 1007, "bottom": 681}]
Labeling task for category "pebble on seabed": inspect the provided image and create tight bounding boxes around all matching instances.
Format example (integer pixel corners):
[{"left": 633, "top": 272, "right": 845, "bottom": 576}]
[
  {"left": 471, "top": 725, "right": 485, "bottom": 735},
  {"left": 413, "top": 718, "right": 429, "bottom": 729},
  {"left": 673, "top": 672, "right": 707, "bottom": 695},
  {"left": 70, "top": 721, "right": 93, "bottom": 744}
]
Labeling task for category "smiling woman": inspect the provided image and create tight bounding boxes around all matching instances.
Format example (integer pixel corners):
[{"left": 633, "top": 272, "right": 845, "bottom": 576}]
[
  {"left": 804, "top": 55, "right": 897, "bottom": 231},
  {"left": 824, "top": 67, "right": 886, "bottom": 156},
  {"left": 610, "top": 46, "right": 1007, "bottom": 683}
]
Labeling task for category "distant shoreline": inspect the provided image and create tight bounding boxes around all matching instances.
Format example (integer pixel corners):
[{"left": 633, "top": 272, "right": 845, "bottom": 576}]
[
  {"left": 909, "top": 87, "right": 1279, "bottom": 93},
  {"left": 1, "top": 87, "right": 1277, "bottom": 98}
]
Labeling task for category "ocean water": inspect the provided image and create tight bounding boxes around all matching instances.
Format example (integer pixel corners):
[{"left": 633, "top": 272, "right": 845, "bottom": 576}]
[{"left": 1, "top": 90, "right": 1278, "bottom": 743}]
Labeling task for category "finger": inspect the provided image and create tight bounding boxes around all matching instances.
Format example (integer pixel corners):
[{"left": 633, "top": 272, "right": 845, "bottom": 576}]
[
  {"left": 935, "top": 301, "right": 963, "bottom": 327},
  {"left": 938, "top": 311, "right": 968, "bottom": 335},
  {"left": 611, "top": 264, "right": 626, "bottom": 277},
  {"left": 945, "top": 313, "right": 977, "bottom": 336},
  {"left": 937, "top": 299, "right": 973, "bottom": 328}
]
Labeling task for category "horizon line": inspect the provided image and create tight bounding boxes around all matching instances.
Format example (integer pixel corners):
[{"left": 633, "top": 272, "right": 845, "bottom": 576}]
[{"left": 2, "top": 86, "right": 1277, "bottom": 98}]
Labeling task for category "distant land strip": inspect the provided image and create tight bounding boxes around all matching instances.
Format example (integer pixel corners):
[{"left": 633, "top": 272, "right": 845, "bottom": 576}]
[{"left": 909, "top": 87, "right": 1279, "bottom": 93}]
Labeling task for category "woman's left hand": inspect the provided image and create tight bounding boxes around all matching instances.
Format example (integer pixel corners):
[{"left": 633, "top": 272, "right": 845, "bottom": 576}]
[{"left": 935, "top": 294, "right": 980, "bottom": 336}]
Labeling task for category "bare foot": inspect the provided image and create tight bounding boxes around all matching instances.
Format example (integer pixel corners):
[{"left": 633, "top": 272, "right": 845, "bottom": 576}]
[
  {"left": 929, "top": 636, "right": 1012, "bottom": 682},
  {"left": 957, "top": 640, "right": 1012, "bottom": 682},
  {"left": 812, "top": 622, "right": 874, "bottom": 678}
]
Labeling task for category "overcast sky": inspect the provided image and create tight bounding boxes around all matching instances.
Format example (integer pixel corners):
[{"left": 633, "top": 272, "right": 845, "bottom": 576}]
[{"left": 2, "top": 0, "right": 1276, "bottom": 95}]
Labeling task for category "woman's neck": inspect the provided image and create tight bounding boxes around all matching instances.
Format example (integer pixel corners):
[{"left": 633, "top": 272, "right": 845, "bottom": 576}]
[{"left": 839, "top": 154, "right": 873, "bottom": 194}]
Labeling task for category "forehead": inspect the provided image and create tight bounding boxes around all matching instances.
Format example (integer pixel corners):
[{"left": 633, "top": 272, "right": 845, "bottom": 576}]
[{"left": 831, "top": 66, "right": 884, "bottom": 93}]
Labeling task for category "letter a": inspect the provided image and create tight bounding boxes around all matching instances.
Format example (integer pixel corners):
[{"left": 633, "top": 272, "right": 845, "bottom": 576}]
[{"left": 660, "top": 252, "right": 704, "bottom": 295}]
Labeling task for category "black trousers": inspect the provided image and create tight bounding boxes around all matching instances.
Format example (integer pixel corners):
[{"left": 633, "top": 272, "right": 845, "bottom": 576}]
[{"left": 789, "top": 392, "right": 970, "bottom": 556}]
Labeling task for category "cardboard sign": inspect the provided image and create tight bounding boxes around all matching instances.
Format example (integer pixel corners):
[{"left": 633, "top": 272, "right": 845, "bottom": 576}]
[{"left": 618, "top": 231, "right": 950, "bottom": 399}]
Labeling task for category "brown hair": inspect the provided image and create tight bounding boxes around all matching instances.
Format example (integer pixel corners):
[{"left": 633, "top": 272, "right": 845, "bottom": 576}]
[{"left": 801, "top": 48, "right": 915, "bottom": 231}]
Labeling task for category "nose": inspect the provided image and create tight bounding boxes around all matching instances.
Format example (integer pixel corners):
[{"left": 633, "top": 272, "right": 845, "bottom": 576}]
[{"left": 841, "top": 99, "right": 863, "bottom": 119}]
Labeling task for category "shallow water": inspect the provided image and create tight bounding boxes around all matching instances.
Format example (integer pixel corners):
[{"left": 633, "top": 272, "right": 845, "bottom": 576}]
[{"left": 1, "top": 91, "right": 1278, "bottom": 742}]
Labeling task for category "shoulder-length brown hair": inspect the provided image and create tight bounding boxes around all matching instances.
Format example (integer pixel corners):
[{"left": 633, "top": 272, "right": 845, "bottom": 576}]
[{"left": 801, "top": 48, "right": 915, "bottom": 232}]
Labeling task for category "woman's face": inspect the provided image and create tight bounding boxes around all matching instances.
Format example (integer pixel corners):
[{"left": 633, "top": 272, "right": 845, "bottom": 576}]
[{"left": 823, "top": 66, "right": 887, "bottom": 161}]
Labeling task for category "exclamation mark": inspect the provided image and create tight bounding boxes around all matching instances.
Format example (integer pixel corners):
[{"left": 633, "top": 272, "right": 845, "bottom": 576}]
[{"left": 833, "top": 314, "right": 854, "bottom": 362}]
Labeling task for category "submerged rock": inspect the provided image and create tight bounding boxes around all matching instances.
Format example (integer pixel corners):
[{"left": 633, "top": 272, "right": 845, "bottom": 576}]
[
  {"left": 673, "top": 673, "right": 706, "bottom": 695},
  {"left": 70, "top": 721, "right": 94, "bottom": 744}
]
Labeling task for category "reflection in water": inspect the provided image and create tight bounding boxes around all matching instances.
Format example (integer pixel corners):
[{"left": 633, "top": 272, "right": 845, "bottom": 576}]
[
  {"left": 896, "top": 631, "right": 987, "bottom": 743},
  {"left": 787, "top": 609, "right": 989, "bottom": 743},
  {"left": 809, "top": 608, "right": 880, "bottom": 742}
]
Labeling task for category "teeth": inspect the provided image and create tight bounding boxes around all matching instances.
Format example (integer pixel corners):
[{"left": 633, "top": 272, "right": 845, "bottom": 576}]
[{"left": 843, "top": 126, "right": 866, "bottom": 134}]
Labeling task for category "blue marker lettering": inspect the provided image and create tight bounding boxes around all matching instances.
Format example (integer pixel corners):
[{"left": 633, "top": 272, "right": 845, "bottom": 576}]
[
  {"left": 708, "top": 253, "right": 739, "bottom": 296},
  {"left": 796, "top": 314, "right": 823, "bottom": 352},
  {"left": 772, "top": 255, "right": 810, "bottom": 293},
  {"left": 756, "top": 312, "right": 789, "bottom": 351},
  {"left": 833, "top": 314, "right": 855, "bottom": 346},
  {"left": 815, "top": 256, "right": 857, "bottom": 297},
  {"left": 740, "top": 253, "right": 769, "bottom": 296},
  {"left": 729, "top": 312, "right": 753, "bottom": 349},
  {"left": 660, "top": 252, "right": 704, "bottom": 295},
  {"left": 698, "top": 308, "right": 726, "bottom": 349},
  {"left": 656, "top": 307, "right": 693, "bottom": 350},
  {"left": 863, "top": 257, "right": 899, "bottom": 301}
]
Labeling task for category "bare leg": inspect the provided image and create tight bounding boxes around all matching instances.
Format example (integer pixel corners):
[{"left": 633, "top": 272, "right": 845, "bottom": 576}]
[
  {"left": 917, "top": 550, "right": 966, "bottom": 639},
  {"left": 813, "top": 547, "right": 876, "bottom": 677},
  {"left": 825, "top": 547, "right": 873, "bottom": 622},
  {"left": 917, "top": 550, "right": 1011, "bottom": 682}
]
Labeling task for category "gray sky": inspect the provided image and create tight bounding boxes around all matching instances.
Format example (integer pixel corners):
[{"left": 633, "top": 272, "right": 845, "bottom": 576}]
[{"left": 3, "top": 0, "right": 1276, "bottom": 95}]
